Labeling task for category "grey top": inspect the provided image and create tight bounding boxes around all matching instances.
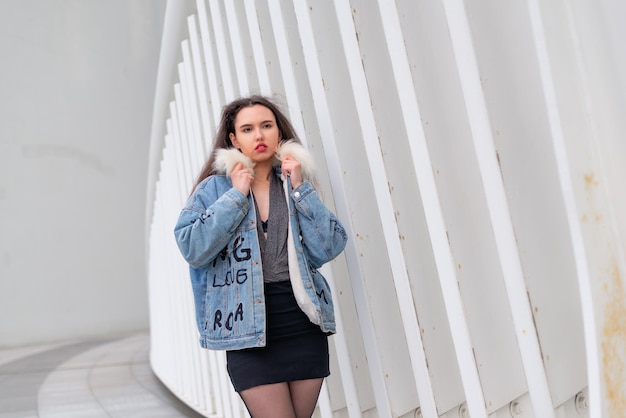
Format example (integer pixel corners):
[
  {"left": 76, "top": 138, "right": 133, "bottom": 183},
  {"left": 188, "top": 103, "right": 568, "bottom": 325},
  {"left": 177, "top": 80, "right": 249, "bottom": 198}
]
[{"left": 255, "top": 171, "right": 290, "bottom": 283}]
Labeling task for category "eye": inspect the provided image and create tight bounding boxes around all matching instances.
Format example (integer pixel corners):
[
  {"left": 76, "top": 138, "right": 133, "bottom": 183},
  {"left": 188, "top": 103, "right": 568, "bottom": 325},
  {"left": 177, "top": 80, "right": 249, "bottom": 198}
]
[
  {"left": 263, "top": 123, "right": 273, "bottom": 129},
  {"left": 242, "top": 127, "right": 251, "bottom": 133}
]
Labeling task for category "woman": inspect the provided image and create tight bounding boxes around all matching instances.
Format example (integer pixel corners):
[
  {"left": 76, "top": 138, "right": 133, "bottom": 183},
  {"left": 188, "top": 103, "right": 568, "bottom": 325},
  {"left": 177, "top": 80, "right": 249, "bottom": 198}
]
[{"left": 174, "top": 95, "right": 347, "bottom": 418}]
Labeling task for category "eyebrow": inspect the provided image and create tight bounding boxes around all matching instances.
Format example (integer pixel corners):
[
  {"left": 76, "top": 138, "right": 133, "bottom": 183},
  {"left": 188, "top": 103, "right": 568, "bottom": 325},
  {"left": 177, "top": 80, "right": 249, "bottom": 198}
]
[{"left": 237, "top": 119, "right": 275, "bottom": 129}]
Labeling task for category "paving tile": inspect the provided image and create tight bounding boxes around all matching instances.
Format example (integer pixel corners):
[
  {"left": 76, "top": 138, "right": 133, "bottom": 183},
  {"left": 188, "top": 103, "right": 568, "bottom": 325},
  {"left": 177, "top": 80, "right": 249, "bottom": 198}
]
[
  {"left": 0, "top": 334, "right": 204, "bottom": 418},
  {"left": 0, "top": 343, "right": 62, "bottom": 367},
  {"left": 38, "top": 368, "right": 107, "bottom": 418},
  {"left": 0, "top": 341, "right": 103, "bottom": 417},
  {"left": 0, "top": 371, "right": 47, "bottom": 417}
]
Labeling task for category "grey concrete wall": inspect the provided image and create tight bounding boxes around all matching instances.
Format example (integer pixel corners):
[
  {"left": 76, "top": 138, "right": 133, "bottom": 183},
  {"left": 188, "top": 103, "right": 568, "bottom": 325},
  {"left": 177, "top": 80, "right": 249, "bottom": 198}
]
[{"left": 0, "top": 0, "right": 167, "bottom": 347}]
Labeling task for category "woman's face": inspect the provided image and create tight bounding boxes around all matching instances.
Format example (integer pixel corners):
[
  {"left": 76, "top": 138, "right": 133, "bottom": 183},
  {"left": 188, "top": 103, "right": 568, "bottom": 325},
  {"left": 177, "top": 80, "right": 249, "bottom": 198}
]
[{"left": 229, "top": 105, "right": 280, "bottom": 165}]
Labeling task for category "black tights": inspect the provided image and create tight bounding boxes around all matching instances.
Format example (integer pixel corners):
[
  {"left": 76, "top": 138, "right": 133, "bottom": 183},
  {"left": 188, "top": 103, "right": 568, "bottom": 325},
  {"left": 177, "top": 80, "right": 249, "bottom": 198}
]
[{"left": 239, "top": 378, "right": 324, "bottom": 418}]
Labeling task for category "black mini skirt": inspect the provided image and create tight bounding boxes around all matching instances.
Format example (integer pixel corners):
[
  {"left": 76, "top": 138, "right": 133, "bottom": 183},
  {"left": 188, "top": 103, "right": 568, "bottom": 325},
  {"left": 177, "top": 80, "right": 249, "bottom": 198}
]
[{"left": 226, "top": 280, "right": 330, "bottom": 393}]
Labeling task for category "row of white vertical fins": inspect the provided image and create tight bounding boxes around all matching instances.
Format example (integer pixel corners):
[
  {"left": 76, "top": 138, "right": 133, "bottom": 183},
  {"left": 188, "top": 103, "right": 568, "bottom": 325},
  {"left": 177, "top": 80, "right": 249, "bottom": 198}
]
[
  {"left": 326, "top": 269, "right": 361, "bottom": 418},
  {"left": 374, "top": 0, "right": 490, "bottom": 416},
  {"left": 243, "top": 0, "right": 272, "bottom": 96},
  {"left": 222, "top": 1, "right": 249, "bottom": 95},
  {"left": 168, "top": 93, "right": 195, "bottom": 408},
  {"left": 266, "top": 0, "right": 307, "bottom": 142},
  {"left": 166, "top": 121, "right": 186, "bottom": 200},
  {"left": 187, "top": 14, "right": 214, "bottom": 147},
  {"left": 169, "top": 102, "right": 191, "bottom": 192},
  {"left": 441, "top": 0, "right": 556, "bottom": 416},
  {"left": 174, "top": 84, "right": 197, "bottom": 175},
  {"left": 180, "top": 43, "right": 206, "bottom": 166},
  {"left": 526, "top": 1, "right": 601, "bottom": 416},
  {"left": 196, "top": 0, "right": 223, "bottom": 133},
  {"left": 332, "top": 0, "right": 440, "bottom": 417},
  {"left": 291, "top": 0, "right": 393, "bottom": 416},
  {"left": 318, "top": 383, "right": 334, "bottom": 418},
  {"left": 207, "top": 0, "right": 235, "bottom": 101},
  {"left": 179, "top": 38, "right": 216, "bottom": 409},
  {"left": 265, "top": 3, "right": 361, "bottom": 415},
  {"left": 163, "top": 120, "right": 190, "bottom": 401}
]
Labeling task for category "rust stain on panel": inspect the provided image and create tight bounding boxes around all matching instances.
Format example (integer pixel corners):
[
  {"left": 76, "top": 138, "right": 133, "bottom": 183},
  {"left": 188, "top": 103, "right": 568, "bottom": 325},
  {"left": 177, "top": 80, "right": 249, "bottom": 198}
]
[
  {"left": 584, "top": 172, "right": 599, "bottom": 189},
  {"left": 602, "top": 257, "right": 626, "bottom": 416}
]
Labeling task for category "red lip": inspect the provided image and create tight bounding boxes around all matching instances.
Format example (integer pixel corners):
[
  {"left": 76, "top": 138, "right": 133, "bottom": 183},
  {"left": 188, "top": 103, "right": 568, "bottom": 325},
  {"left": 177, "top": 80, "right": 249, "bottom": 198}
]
[{"left": 255, "top": 144, "right": 268, "bottom": 152}]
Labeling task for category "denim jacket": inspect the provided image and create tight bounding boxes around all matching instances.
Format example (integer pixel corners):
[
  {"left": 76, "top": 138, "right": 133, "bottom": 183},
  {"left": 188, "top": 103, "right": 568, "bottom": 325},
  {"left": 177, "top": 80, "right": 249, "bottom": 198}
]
[{"left": 174, "top": 142, "right": 347, "bottom": 350}]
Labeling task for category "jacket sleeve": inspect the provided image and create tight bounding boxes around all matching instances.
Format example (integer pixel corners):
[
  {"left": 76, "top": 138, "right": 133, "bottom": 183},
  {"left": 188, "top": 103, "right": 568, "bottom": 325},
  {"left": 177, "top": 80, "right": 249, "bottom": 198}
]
[
  {"left": 291, "top": 182, "right": 347, "bottom": 268},
  {"left": 174, "top": 178, "right": 250, "bottom": 269}
]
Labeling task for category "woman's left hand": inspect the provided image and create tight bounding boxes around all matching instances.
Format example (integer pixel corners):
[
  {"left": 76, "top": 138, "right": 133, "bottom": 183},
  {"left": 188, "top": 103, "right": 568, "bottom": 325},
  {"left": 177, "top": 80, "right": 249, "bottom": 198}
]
[{"left": 282, "top": 156, "right": 302, "bottom": 189}]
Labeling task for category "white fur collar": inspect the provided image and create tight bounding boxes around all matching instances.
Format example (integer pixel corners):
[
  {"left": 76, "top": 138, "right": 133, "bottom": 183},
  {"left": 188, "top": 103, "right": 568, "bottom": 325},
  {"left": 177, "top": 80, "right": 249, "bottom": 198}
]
[{"left": 213, "top": 140, "right": 316, "bottom": 181}]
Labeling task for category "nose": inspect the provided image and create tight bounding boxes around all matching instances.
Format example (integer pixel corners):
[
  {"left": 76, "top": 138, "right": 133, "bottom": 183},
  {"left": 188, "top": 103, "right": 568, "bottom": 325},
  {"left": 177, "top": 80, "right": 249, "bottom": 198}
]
[{"left": 254, "top": 127, "right": 263, "bottom": 140}]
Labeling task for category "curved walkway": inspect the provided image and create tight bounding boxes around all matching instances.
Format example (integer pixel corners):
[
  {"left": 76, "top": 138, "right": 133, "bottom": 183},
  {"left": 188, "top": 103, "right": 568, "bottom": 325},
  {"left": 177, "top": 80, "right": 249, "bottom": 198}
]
[{"left": 0, "top": 333, "right": 203, "bottom": 418}]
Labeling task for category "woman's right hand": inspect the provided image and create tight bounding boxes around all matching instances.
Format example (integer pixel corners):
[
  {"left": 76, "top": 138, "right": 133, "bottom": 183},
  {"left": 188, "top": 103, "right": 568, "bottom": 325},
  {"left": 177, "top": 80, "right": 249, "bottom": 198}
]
[{"left": 230, "top": 162, "right": 253, "bottom": 196}]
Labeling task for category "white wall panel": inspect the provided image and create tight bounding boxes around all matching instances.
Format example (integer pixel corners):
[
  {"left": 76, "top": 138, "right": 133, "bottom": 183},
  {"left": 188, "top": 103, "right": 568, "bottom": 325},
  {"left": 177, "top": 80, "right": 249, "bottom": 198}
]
[
  {"left": 0, "top": 0, "right": 165, "bottom": 348},
  {"left": 147, "top": 1, "right": 626, "bottom": 416}
]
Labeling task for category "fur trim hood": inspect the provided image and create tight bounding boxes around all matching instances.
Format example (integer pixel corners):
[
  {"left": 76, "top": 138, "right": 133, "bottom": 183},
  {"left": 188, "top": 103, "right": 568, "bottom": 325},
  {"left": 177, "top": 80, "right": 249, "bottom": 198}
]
[{"left": 213, "top": 140, "right": 316, "bottom": 181}]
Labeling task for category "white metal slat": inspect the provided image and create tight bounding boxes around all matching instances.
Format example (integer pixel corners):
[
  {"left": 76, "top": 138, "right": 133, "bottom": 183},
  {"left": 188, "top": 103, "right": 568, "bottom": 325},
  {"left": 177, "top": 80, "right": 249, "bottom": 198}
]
[
  {"left": 189, "top": 14, "right": 248, "bottom": 417},
  {"left": 348, "top": 0, "right": 504, "bottom": 410},
  {"left": 403, "top": 1, "right": 527, "bottom": 412},
  {"left": 207, "top": 0, "right": 236, "bottom": 101},
  {"left": 556, "top": 2, "right": 626, "bottom": 416},
  {"left": 181, "top": 27, "right": 215, "bottom": 411},
  {"left": 165, "top": 128, "right": 187, "bottom": 206},
  {"left": 331, "top": 0, "right": 440, "bottom": 416},
  {"left": 318, "top": 382, "right": 333, "bottom": 418},
  {"left": 187, "top": 15, "right": 214, "bottom": 151},
  {"left": 160, "top": 137, "right": 187, "bottom": 406},
  {"left": 277, "top": 7, "right": 372, "bottom": 416},
  {"left": 440, "top": 0, "right": 555, "bottom": 416},
  {"left": 165, "top": 173, "right": 196, "bottom": 408},
  {"left": 391, "top": 2, "right": 502, "bottom": 409},
  {"left": 205, "top": 350, "right": 225, "bottom": 417},
  {"left": 323, "top": 268, "right": 361, "bottom": 417},
  {"left": 150, "top": 180, "right": 168, "bottom": 386},
  {"left": 557, "top": 2, "right": 616, "bottom": 414},
  {"left": 261, "top": 3, "right": 364, "bottom": 416},
  {"left": 168, "top": 94, "right": 209, "bottom": 413},
  {"left": 242, "top": 0, "right": 272, "bottom": 96},
  {"left": 195, "top": 0, "right": 223, "bottom": 137},
  {"left": 291, "top": 0, "right": 393, "bottom": 416},
  {"left": 174, "top": 104, "right": 228, "bottom": 417},
  {"left": 222, "top": 1, "right": 251, "bottom": 96},
  {"left": 159, "top": 151, "right": 190, "bottom": 404},
  {"left": 168, "top": 104, "right": 193, "bottom": 193},
  {"left": 253, "top": 2, "right": 288, "bottom": 100},
  {"left": 299, "top": 4, "right": 420, "bottom": 412},
  {"left": 157, "top": 159, "right": 176, "bottom": 393},
  {"left": 173, "top": 80, "right": 226, "bottom": 418},
  {"left": 266, "top": 0, "right": 307, "bottom": 144},
  {"left": 172, "top": 88, "right": 199, "bottom": 183},
  {"left": 177, "top": 59, "right": 205, "bottom": 173},
  {"left": 466, "top": 0, "right": 586, "bottom": 408}
]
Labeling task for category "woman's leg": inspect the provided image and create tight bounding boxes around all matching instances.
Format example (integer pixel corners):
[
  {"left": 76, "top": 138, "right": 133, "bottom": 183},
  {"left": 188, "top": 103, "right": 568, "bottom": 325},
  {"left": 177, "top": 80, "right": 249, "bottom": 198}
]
[
  {"left": 240, "top": 382, "right": 295, "bottom": 418},
  {"left": 288, "top": 378, "right": 324, "bottom": 418},
  {"left": 239, "top": 378, "right": 324, "bottom": 418}
]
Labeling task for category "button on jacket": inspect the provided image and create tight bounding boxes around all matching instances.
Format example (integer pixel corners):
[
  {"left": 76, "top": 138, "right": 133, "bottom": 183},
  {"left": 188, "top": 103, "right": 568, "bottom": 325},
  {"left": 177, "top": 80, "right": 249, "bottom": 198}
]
[{"left": 174, "top": 142, "right": 348, "bottom": 350}]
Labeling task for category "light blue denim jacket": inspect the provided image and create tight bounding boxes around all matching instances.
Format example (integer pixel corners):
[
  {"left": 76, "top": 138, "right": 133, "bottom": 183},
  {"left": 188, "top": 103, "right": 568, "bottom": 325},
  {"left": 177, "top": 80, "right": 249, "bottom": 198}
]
[{"left": 174, "top": 144, "right": 347, "bottom": 350}]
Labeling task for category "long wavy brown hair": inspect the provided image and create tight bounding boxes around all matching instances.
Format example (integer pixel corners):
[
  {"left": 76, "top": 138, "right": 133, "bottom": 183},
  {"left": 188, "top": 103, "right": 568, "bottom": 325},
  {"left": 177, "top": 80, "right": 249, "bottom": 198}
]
[{"left": 191, "top": 95, "right": 302, "bottom": 194}]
